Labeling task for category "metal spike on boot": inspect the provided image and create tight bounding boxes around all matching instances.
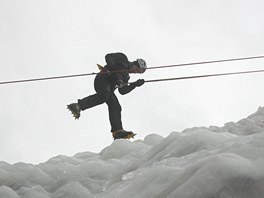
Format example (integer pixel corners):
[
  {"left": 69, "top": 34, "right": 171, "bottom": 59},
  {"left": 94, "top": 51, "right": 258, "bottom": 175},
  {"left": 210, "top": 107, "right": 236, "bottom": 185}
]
[
  {"left": 67, "top": 103, "right": 81, "bottom": 119},
  {"left": 112, "top": 129, "right": 136, "bottom": 140}
]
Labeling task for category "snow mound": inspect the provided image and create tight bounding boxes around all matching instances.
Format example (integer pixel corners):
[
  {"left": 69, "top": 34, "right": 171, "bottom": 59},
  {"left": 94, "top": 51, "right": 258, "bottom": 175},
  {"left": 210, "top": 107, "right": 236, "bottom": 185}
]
[{"left": 1, "top": 107, "right": 264, "bottom": 198}]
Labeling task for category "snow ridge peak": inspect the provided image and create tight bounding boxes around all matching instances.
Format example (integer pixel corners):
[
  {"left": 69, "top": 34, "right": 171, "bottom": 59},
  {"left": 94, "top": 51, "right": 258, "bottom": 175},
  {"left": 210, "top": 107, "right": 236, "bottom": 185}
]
[{"left": 1, "top": 107, "right": 264, "bottom": 198}]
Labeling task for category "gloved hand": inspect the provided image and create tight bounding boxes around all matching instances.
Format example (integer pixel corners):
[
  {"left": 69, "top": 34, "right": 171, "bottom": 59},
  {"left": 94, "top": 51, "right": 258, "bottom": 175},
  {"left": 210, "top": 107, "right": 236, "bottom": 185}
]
[{"left": 134, "top": 79, "right": 145, "bottom": 87}]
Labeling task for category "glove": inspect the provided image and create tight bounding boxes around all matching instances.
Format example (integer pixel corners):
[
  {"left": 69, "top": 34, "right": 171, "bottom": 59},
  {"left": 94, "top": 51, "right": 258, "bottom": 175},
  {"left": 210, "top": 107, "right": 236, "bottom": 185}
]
[{"left": 134, "top": 79, "right": 145, "bottom": 87}]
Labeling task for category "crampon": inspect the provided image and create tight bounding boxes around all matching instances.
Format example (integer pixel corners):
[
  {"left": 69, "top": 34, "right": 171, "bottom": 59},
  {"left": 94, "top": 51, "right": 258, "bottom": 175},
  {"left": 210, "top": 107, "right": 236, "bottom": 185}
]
[
  {"left": 112, "top": 130, "right": 136, "bottom": 140},
  {"left": 67, "top": 103, "right": 81, "bottom": 120}
]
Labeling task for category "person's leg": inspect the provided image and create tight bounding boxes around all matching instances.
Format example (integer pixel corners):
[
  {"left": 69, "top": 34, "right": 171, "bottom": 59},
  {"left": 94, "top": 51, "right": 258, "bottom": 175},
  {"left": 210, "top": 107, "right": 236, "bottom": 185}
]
[
  {"left": 68, "top": 75, "right": 113, "bottom": 119},
  {"left": 106, "top": 93, "right": 123, "bottom": 132},
  {"left": 78, "top": 93, "right": 106, "bottom": 110},
  {"left": 78, "top": 75, "right": 112, "bottom": 110}
]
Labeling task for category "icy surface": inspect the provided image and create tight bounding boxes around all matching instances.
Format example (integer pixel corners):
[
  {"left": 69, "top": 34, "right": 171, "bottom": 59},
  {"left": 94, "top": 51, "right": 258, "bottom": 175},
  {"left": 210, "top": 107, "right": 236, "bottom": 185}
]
[{"left": 1, "top": 107, "right": 264, "bottom": 198}]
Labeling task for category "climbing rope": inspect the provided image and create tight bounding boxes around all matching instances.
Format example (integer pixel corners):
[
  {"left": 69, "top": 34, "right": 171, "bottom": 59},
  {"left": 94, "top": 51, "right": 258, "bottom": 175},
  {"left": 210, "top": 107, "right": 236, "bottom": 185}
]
[
  {"left": 0, "top": 55, "right": 264, "bottom": 85},
  {"left": 145, "top": 69, "right": 264, "bottom": 83}
]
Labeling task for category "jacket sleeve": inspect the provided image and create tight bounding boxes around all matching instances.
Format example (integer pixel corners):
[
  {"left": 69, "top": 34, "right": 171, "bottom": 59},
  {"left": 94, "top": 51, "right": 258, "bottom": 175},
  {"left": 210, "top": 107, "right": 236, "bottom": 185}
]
[{"left": 118, "top": 83, "right": 137, "bottom": 95}]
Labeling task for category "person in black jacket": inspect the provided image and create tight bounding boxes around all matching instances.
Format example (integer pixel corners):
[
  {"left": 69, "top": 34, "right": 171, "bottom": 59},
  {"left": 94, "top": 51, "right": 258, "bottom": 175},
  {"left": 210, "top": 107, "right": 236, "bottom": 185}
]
[{"left": 67, "top": 52, "right": 147, "bottom": 140}]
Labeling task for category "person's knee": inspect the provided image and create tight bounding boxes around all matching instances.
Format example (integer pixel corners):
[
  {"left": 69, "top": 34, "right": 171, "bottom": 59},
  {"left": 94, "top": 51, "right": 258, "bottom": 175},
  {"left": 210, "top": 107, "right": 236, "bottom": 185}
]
[
  {"left": 108, "top": 99, "right": 122, "bottom": 112},
  {"left": 113, "top": 102, "right": 122, "bottom": 112},
  {"left": 116, "top": 102, "right": 122, "bottom": 112}
]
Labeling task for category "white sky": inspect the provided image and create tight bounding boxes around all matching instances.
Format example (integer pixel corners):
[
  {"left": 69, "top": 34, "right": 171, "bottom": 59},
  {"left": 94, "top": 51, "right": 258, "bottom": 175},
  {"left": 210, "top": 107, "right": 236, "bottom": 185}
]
[{"left": 1, "top": 0, "right": 264, "bottom": 164}]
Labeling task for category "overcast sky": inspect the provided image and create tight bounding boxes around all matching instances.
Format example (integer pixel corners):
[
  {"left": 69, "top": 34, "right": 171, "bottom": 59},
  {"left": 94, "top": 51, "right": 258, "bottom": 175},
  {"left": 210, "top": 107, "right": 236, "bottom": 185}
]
[{"left": 1, "top": 0, "right": 264, "bottom": 164}]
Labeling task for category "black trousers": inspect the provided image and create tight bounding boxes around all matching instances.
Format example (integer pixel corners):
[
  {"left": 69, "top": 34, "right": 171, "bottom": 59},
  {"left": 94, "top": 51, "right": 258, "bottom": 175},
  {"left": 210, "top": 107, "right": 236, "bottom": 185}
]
[{"left": 78, "top": 74, "right": 122, "bottom": 132}]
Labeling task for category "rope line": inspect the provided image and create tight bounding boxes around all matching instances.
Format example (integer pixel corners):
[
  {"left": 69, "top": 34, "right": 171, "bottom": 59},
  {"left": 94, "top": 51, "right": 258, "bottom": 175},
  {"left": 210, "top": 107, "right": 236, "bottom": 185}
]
[
  {"left": 145, "top": 69, "right": 264, "bottom": 83},
  {"left": 0, "top": 55, "right": 264, "bottom": 85},
  {"left": 0, "top": 72, "right": 98, "bottom": 85},
  {"left": 147, "top": 55, "right": 264, "bottom": 70}
]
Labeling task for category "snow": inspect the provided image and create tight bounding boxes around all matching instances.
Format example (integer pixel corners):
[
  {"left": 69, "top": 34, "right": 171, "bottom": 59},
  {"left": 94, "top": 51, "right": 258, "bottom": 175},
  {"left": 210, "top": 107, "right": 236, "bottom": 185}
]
[{"left": 1, "top": 107, "right": 264, "bottom": 198}]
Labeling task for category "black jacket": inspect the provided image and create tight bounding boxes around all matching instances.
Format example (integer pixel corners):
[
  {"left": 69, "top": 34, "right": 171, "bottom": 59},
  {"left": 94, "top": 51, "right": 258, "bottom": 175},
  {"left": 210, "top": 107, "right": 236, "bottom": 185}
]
[{"left": 103, "top": 52, "right": 137, "bottom": 95}]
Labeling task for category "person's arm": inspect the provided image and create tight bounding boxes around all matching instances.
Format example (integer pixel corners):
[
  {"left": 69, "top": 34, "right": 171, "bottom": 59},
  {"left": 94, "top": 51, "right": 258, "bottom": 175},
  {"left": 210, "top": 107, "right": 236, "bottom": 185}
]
[{"left": 118, "top": 79, "right": 145, "bottom": 95}]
